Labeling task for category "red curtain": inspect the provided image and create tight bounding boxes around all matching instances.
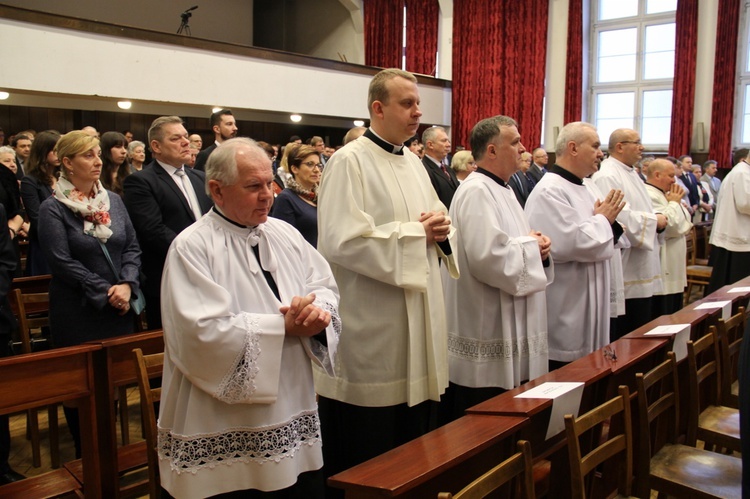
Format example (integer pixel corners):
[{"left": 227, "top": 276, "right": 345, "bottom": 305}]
[
  {"left": 364, "top": 0, "right": 405, "bottom": 68},
  {"left": 708, "top": 0, "right": 741, "bottom": 167},
  {"left": 564, "top": 0, "right": 583, "bottom": 124},
  {"left": 405, "top": 0, "right": 439, "bottom": 76},
  {"left": 452, "top": 0, "right": 549, "bottom": 150},
  {"left": 668, "top": 0, "right": 699, "bottom": 157}
]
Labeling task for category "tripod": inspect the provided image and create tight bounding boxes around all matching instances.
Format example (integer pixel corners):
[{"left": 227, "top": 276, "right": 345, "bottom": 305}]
[{"left": 177, "top": 12, "right": 192, "bottom": 35}]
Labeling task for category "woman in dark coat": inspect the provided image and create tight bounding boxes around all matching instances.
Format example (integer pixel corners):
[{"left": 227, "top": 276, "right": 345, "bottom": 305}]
[
  {"left": 38, "top": 130, "right": 141, "bottom": 457},
  {"left": 20, "top": 130, "right": 61, "bottom": 275}
]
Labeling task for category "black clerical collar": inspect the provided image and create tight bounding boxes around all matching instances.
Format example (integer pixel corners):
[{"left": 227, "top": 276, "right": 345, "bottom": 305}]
[
  {"left": 213, "top": 207, "right": 249, "bottom": 229},
  {"left": 364, "top": 128, "right": 404, "bottom": 155},
  {"left": 549, "top": 164, "right": 583, "bottom": 185},
  {"left": 476, "top": 167, "right": 507, "bottom": 187}
]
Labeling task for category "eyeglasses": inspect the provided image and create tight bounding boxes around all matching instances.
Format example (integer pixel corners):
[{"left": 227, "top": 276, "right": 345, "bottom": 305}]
[
  {"left": 302, "top": 161, "right": 323, "bottom": 169},
  {"left": 620, "top": 140, "right": 642, "bottom": 146}
]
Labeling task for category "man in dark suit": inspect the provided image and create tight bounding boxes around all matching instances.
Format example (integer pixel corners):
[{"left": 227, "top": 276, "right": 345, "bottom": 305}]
[
  {"left": 11, "top": 134, "right": 31, "bottom": 181},
  {"left": 509, "top": 151, "right": 536, "bottom": 208},
  {"left": 194, "top": 109, "right": 238, "bottom": 171},
  {"left": 678, "top": 155, "right": 700, "bottom": 214},
  {"left": 123, "top": 116, "right": 213, "bottom": 329},
  {"left": 421, "top": 126, "right": 458, "bottom": 208},
  {"left": 528, "top": 147, "right": 549, "bottom": 184}
]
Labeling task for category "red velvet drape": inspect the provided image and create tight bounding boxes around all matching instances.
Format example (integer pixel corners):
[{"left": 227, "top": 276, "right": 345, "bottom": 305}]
[
  {"left": 452, "top": 0, "right": 549, "bottom": 150},
  {"left": 364, "top": 0, "right": 405, "bottom": 68},
  {"left": 708, "top": 0, "right": 741, "bottom": 167},
  {"left": 405, "top": 0, "right": 439, "bottom": 76},
  {"left": 668, "top": 0, "right": 699, "bottom": 157},
  {"left": 564, "top": 0, "right": 583, "bottom": 124}
]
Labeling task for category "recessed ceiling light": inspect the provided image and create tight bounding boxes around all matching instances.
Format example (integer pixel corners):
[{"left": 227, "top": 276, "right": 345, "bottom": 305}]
[
  {"left": 0, "top": 92, "right": 9, "bottom": 100},
  {"left": 212, "top": 107, "right": 223, "bottom": 113},
  {"left": 353, "top": 120, "right": 365, "bottom": 127},
  {"left": 290, "top": 114, "right": 302, "bottom": 123},
  {"left": 117, "top": 101, "right": 132, "bottom": 110}
]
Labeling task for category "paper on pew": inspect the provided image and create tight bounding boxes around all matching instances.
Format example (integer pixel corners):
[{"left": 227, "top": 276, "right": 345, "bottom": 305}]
[
  {"left": 644, "top": 323, "right": 691, "bottom": 362},
  {"left": 515, "top": 382, "right": 584, "bottom": 439},
  {"left": 728, "top": 286, "right": 750, "bottom": 293},
  {"left": 694, "top": 300, "right": 732, "bottom": 321}
]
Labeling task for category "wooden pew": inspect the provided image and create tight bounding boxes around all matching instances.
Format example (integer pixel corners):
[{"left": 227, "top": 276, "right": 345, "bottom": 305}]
[
  {"left": 0, "top": 345, "right": 102, "bottom": 498},
  {"left": 328, "top": 414, "right": 528, "bottom": 498},
  {"left": 70, "top": 330, "right": 164, "bottom": 498}
]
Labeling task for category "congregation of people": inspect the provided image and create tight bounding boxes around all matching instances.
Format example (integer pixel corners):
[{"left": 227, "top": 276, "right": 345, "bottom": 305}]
[{"left": 0, "top": 68, "right": 748, "bottom": 498}]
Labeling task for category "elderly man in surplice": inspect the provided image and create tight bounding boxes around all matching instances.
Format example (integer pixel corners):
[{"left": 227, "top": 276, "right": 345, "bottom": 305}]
[
  {"left": 440, "top": 115, "right": 552, "bottom": 422},
  {"left": 526, "top": 122, "right": 625, "bottom": 369}
]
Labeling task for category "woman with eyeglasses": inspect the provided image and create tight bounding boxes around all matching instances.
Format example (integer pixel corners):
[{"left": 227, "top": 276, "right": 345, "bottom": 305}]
[{"left": 269, "top": 143, "right": 321, "bottom": 247}]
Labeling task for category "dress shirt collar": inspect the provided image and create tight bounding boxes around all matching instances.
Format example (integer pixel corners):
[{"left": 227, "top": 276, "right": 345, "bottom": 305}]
[
  {"left": 364, "top": 128, "right": 404, "bottom": 155},
  {"left": 156, "top": 159, "right": 186, "bottom": 175},
  {"left": 425, "top": 154, "right": 443, "bottom": 167}
]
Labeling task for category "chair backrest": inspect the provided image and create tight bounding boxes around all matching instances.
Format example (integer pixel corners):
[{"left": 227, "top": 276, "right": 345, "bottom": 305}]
[
  {"left": 714, "top": 307, "right": 746, "bottom": 406},
  {"left": 12, "top": 288, "right": 50, "bottom": 354},
  {"left": 564, "top": 385, "right": 633, "bottom": 499},
  {"left": 685, "top": 226, "right": 697, "bottom": 265},
  {"left": 686, "top": 330, "right": 722, "bottom": 446},
  {"left": 132, "top": 347, "right": 164, "bottom": 499},
  {"left": 436, "top": 440, "right": 535, "bottom": 499},
  {"left": 635, "top": 352, "right": 679, "bottom": 497}
]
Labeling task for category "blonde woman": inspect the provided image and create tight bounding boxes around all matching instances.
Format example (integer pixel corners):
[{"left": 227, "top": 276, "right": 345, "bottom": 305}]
[{"left": 450, "top": 150, "right": 476, "bottom": 182}]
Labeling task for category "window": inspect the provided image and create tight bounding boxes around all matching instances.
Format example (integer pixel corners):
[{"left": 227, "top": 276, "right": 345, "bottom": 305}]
[
  {"left": 738, "top": 1, "right": 750, "bottom": 145},
  {"left": 590, "top": 0, "right": 676, "bottom": 148}
]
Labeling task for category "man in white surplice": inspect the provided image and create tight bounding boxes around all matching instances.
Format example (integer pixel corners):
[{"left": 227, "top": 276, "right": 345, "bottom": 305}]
[
  {"left": 644, "top": 159, "right": 692, "bottom": 315},
  {"left": 315, "top": 69, "right": 459, "bottom": 485},
  {"left": 526, "top": 122, "right": 625, "bottom": 366},
  {"left": 592, "top": 129, "right": 666, "bottom": 339},
  {"left": 440, "top": 115, "right": 552, "bottom": 421},
  {"left": 158, "top": 138, "right": 340, "bottom": 498}
]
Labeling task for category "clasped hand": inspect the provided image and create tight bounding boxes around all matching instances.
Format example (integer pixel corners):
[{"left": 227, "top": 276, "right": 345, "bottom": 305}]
[
  {"left": 420, "top": 211, "right": 451, "bottom": 244},
  {"left": 529, "top": 230, "right": 551, "bottom": 261},
  {"left": 107, "top": 283, "right": 132, "bottom": 316},
  {"left": 281, "top": 293, "right": 331, "bottom": 337}
]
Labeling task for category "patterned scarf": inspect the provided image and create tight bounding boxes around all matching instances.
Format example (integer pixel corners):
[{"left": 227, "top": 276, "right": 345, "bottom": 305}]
[
  {"left": 287, "top": 176, "right": 318, "bottom": 204},
  {"left": 54, "top": 175, "right": 113, "bottom": 242}
]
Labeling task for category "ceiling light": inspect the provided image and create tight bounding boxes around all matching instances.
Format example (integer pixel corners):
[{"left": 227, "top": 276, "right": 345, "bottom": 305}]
[
  {"left": 290, "top": 114, "right": 302, "bottom": 123},
  {"left": 0, "top": 92, "right": 9, "bottom": 100},
  {"left": 117, "top": 101, "right": 132, "bottom": 110},
  {"left": 212, "top": 107, "right": 223, "bottom": 113},
  {"left": 353, "top": 120, "right": 365, "bottom": 127}
]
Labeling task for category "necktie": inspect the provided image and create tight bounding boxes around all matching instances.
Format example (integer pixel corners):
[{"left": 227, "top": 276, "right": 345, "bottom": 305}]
[
  {"left": 440, "top": 162, "right": 451, "bottom": 179},
  {"left": 175, "top": 168, "right": 203, "bottom": 221}
]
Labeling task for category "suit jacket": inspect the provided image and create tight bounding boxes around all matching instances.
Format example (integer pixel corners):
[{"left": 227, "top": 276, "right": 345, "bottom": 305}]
[
  {"left": 193, "top": 143, "right": 217, "bottom": 171},
  {"left": 123, "top": 161, "right": 213, "bottom": 324},
  {"left": 527, "top": 163, "right": 545, "bottom": 184},
  {"left": 422, "top": 155, "right": 459, "bottom": 208},
  {"left": 0, "top": 205, "right": 17, "bottom": 341},
  {"left": 509, "top": 171, "right": 530, "bottom": 208},
  {"left": 681, "top": 173, "right": 700, "bottom": 207}
]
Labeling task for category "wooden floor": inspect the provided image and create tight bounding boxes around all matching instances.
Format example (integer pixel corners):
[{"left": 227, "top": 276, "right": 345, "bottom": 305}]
[{"left": 8, "top": 385, "right": 149, "bottom": 497}]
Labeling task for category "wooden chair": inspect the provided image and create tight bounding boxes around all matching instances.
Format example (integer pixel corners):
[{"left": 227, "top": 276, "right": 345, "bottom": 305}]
[
  {"left": 635, "top": 352, "right": 741, "bottom": 499},
  {"left": 11, "top": 288, "right": 59, "bottom": 469},
  {"left": 686, "top": 330, "right": 740, "bottom": 453},
  {"left": 437, "top": 440, "right": 535, "bottom": 499},
  {"left": 712, "top": 307, "right": 746, "bottom": 408},
  {"left": 132, "top": 347, "right": 164, "bottom": 499},
  {"left": 684, "top": 226, "right": 712, "bottom": 305},
  {"left": 564, "top": 385, "right": 634, "bottom": 499}
]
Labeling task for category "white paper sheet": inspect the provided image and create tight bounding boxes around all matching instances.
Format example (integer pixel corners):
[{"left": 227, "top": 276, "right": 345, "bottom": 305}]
[
  {"left": 694, "top": 300, "right": 732, "bottom": 320},
  {"left": 728, "top": 286, "right": 750, "bottom": 293},
  {"left": 515, "top": 382, "right": 585, "bottom": 439},
  {"left": 644, "top": 323, "right": 691, "bottom": 362}
]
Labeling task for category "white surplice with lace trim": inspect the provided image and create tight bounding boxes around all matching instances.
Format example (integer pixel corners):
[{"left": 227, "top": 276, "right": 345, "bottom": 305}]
[{"left": 158, "top": 210, "right": 340, "bottom": 499}]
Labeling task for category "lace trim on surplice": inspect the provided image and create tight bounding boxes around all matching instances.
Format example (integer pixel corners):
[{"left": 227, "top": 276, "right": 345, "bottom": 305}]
[
  {"left": 214, "top": 314, "right": 262, "bottom": 403},
  {"left": 448, "top": 331, "right": 548, "bottom": 362},
  {"left": 158, "top": 410, "right": 321, "bottom": 474}
]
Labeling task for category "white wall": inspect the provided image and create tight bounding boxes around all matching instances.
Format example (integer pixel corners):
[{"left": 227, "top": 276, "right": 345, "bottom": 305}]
[{"left": 0, "top": 17, "right": 450, "bottom": 126}]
